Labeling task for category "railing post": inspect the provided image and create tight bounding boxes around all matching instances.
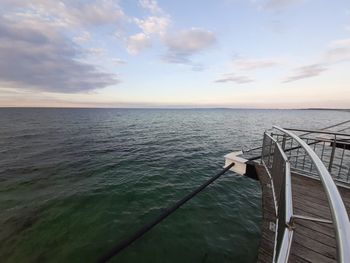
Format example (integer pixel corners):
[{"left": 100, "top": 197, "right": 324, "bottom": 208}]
[
  {"left": 282, "top": 134, "right": 286, "bottom": 150},
  {"left": 261, "top": 132, "right": 266, "bottom": 165},
  {"left": 267, "top": 138, "right": 272, "bottom": 168},
  {"left": 328, "top": 134, "right": 336, "bottom": 173}
]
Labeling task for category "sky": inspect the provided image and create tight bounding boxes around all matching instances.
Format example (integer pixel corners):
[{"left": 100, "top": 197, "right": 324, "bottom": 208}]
[{"left": 0, "top": 0, "right": 350, "bottom": 108}]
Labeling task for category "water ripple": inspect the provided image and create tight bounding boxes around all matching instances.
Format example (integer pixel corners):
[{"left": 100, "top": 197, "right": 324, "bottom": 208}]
[{"left": 0, "top": 108, "right": 348, "bottom": 263}]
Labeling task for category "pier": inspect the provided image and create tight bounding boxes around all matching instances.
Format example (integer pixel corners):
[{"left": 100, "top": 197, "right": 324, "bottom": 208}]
[
  {"left": 257, "top": 166, "right": 350, "bottom": 262},
  {"left": 249, "top": 126, "right": 350, "bottom": 262}
]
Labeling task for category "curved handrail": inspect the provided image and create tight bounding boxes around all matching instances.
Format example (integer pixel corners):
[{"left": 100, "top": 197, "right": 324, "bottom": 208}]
[{"left": 273, "top": 126, "right": 350, "bottom": 262}]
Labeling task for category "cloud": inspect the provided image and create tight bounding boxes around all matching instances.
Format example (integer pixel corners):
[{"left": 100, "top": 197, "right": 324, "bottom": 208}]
[
  {"left": 264, "top": 0, "right": 304, "bottom": 10},
  {"left": 284, "top": 64, "right": 327, "bottom": 83},
  {"left": 73, "top": 31, "right": 91, "bottom": 43},
  {"left": 132, "top": 0, "right": 214, "bottom": 63},
  {"left": 215, "top": 73, "right": 254, "bottom": 84},
  {"left": 139, "top": 0, "right": 163, "bottom": 14},
  {"left": 135, "top": 16, "right": 170, "bottom": 35},
  {"left": 0, "top": 16, "right": 118, "bottom": 93},
  {"left": 162, "top": 28, "right": 216, "bottom": 64},
  {"left": 325, "top": 38, "right": 350, "bottom": 63},
  {"left": 68, "top": 0, "right": 126, "bottom": 27},
  {"left": 126, "top": 33, "right": 151, "bottom": 54},
  {"left": 3, "top": 0, "right": 127, "bottom": 29},
  {"left": 213, "top": 56, "right": 279, "bottom": 84},
  {"left": 283, "top": 38, "right": 350, "bottom": 83},
  {"left": 126, "top": 0, "right": 170, "bottom": 54},
  {"left": 111, "top": 58, "right": 127, "bottom": 65},
  {"left": 233, "top": 58, "right": 280, "bottom": 71},
  {"left": 87, "top": 48, "right": 107, "bottom": 57}
]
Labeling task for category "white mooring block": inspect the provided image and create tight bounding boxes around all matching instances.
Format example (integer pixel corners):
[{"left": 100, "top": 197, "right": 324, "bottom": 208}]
[{"left": 224, "top": 151, "right": 248, "bottom": 175}]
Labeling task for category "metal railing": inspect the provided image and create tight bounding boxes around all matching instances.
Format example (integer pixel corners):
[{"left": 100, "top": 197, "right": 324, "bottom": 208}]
[
  {"left": 271, "top": 128, "right": 350, "bottom": 184},
  {"left": 261, "top": 133, "right": 294, "bottom": 263},
  {"left": 241, "top": 120, "right": 350, "bottom": 162},
  {"left": 262, "top": 126, "right": 350, "bottom": 263},
  {"left": 284, "top": 128, "right": 350, "bottom": 184}
]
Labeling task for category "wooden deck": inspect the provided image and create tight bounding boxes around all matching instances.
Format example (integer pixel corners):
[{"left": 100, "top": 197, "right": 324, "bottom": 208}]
[{"left": 255, "top": 164, "right": 350, "bottom": 263}]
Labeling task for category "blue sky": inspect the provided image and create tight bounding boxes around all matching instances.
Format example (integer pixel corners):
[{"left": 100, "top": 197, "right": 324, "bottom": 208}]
[{"left": 0, "top": 0, "right": 349, "bottom": 108}]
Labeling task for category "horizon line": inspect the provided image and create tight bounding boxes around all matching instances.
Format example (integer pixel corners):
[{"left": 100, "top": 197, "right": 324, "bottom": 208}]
[{"left": 0, "top": 106, "right": 349, "bottom": 111}]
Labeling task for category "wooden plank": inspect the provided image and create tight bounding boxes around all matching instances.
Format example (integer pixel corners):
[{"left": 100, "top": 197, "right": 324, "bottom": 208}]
[
  {"left": 290, "top": 172, "right": 338, "bottom": 262},
  {"left": 295, "top": 219, "right": 335, "bottom": 238},
  {"left": 293, "top": 229, "right": 336, "bottom": 259},
  {"left": 254, "top": 165, "right": 350, "bottom": 263},
  {"left": 293, "top": 199, "right": 332, "bottom": 221},
  {"left": 292, "top": 174, "right": 350, "bottom": 207},
  {"left": 289, "top": 242, "right": 336, "bottom": 263},
  {"left": 288, "top": 253, "right": 312, "bottom": 263},
  {"left": 292, "top": 223, "right": 336, "bottom": 248}
]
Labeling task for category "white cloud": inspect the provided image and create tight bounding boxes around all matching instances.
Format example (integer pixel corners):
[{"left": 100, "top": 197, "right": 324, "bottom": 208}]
[
  {"left": 126, "top": 0, "right": 169, "bottom": 54},
  {"left": 111, "top": 58, "right": 126, "bottom": 65},
  {"left": 162, "top": 28, "right": 216, "bottom": 64},
  {"left": 233, "top": 58, "right": 280, "bottom": 71},
  {"left": 0, "top": 1, "right": 125, "bottom": 93},
  {"left": 165, "top": 29, "right": 216, "bottom": 53},
  {"left": 73, "top": 31, "right": 91, "bottom": 43},
  {"left": 264, "top": 0, "right": 304, "bottom": 10},
  {"left": 283, "top": 38, "right": 350, "bottom": 83},
  {"left": 284, "top": 64, "right": 327, "bottom": 82},
  {"left": 135, "top": 16, "right": 170, "bottom": 35},
  {"left": 139, "top": 0, "right": 163, "bottom": 14},
  {"left": 2, "top": 0, "right": 127, "bottom": 29},
  {"left": 325, "top": 38, "right": 350, "bottom": 63},
  {"left": 69, "top": 0, "right": 126, "bottom": 27},
  {"left": 87, "top": 48, "right": 106, "bottom": 57},
  {"left": 215, "top": 73, "right": 254, "bottom": 84},
  {"left": 213, "top": 56, "right": 280, "bottom": 84},
  {"left": 0, "top": 16, "right": 118, "bottom": 93},
  {"left": 126, "top": 33, "right": 151, "bottom": 55}
]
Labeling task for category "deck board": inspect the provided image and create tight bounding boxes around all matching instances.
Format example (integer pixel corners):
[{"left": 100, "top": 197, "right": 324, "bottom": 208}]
[{"left": 255, "top": 164, "right": 350, "bottom": 263}]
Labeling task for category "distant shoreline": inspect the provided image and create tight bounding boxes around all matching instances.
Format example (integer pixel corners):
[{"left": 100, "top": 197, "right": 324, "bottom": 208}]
[
  {"left": 0, "top": 107, "right": 349, "bottom": 111},
  {"left": 299, "top": 108, "right": 350, "bottom": 112}
]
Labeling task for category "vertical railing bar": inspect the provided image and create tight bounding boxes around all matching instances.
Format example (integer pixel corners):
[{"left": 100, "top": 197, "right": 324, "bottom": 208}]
[
  {"left": 302, "top": 139, "right": 308, "bottom": 170},
  {"left": 321, "top": 140, "right": 325, "bottom": 161},
  {"left": 338, "top": 144, "right": 346, "bottom": 179},
  {"left": 295, "top": 141, "right": 300, "bottom": 169},
  {"left": 310, "top": 140, "right": 317, "bottom": 172},
  {"left": 261, "top": 132, "right": 266, "bottom": 165},
  {"left": 329, "top": 135, "right": 337, "bottom": 173},
  {"left": 267, "top": 140, "right": 272, "bottom": 168},
  {"left": 282, "top": 134, "right": 286, "bottom": 150},
  {"left": 270, "top": 143, "right": 272, "bottom": 169}
]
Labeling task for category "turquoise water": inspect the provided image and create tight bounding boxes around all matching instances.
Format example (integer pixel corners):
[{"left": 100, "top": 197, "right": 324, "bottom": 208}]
[{"left": 0, "top": 108, "right": 348, "bottom": 263}]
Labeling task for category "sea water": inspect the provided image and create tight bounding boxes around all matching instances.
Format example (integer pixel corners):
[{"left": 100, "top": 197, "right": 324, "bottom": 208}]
[{"left": 0, "top": 108, "right": 348, "bottom": 263}]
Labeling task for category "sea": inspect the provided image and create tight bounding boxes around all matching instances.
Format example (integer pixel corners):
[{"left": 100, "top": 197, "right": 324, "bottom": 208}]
[{"left": 0, "top": 108, "right": 349, "bottom": 263}]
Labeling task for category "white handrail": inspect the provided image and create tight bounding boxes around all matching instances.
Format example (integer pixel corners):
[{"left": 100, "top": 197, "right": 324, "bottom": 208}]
[
  {"left": 273, "top": 126, "right": 350, "bottom": 263},
  {"left": 276, "top": 160, "right": 293, "bottom": 263}
]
